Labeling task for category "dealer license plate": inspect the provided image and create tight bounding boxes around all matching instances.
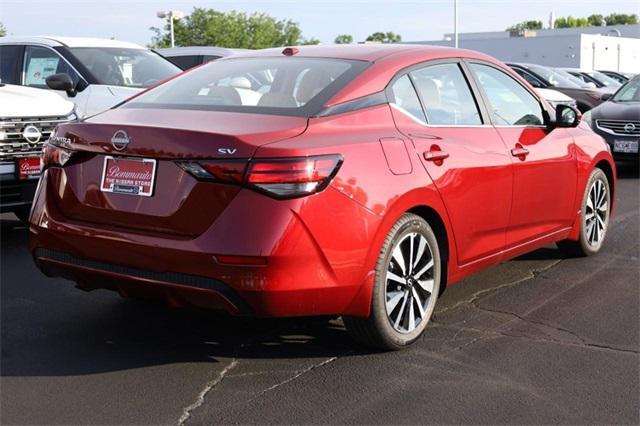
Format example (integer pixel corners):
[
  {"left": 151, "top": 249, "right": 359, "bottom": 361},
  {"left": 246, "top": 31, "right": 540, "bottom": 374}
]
[{"left": 100, "top": 156, "right": 156, "bottom": 197}]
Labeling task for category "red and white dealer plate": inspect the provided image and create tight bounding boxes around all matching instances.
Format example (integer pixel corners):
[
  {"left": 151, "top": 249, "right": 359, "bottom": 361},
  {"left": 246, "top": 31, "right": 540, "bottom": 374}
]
[
  {"left": 100, "top": 156, "right": 157, "bottom": 197},
  {"left": 18, "top": 157, "right": 41, "bottom": 180}
]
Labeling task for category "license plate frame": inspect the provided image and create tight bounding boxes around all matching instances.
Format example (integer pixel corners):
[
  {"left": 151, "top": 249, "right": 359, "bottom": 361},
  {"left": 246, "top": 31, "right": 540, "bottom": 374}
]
[
  {"left": 17, "top": 156, "right": 41, "bottom": 180},
  {"left": 613, "top": 139, "right": 639, "bottom": 154},
  {"left": 100, "top": 156, "right": 157, "bottom": 197}
]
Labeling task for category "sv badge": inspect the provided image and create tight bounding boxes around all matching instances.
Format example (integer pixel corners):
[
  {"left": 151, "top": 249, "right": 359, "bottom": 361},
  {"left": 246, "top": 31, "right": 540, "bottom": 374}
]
[{"left": 218, "top": 148, "right": 237, "bottom": 155}]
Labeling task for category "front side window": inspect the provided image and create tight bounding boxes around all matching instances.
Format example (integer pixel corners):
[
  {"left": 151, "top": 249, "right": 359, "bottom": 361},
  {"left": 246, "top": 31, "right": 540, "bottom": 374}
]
[
  {"left": 70, "top": 47, "right": 180, "bottom": 88},
  {"left": 126, "top": 57, "right": 366, "bottom": 117},
  {"left": 410, "top": 63, "right": 482, "bottom": 125},
  {"left": 471, "top": 63, "right": 544, "bottom": 126},
  {"left": 23, "top": 46, "right": 80, "bottom": 88},
  {"left": 389, "top": 74, "right": 426, "bottom": 122}
]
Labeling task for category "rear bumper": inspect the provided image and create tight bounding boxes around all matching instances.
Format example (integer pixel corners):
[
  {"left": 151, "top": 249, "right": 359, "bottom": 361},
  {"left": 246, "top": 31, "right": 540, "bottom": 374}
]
[{"left": 29, "top": 171, "right": 378, "bottom": 318}]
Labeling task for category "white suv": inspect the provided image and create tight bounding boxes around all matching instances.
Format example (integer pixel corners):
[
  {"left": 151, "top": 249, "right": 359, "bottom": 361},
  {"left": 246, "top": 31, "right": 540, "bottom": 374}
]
[
  {"left": 0, "top": 83, "right": 75, "bottom": 221},
  {"left": 0, "top": 36, "right": 181, "bottom": 118}
]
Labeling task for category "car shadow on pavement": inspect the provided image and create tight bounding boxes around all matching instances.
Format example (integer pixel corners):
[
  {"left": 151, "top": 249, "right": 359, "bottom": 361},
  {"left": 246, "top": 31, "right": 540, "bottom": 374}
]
[{"left": 1, "top": 215, "right": 373, "bottom": 377}]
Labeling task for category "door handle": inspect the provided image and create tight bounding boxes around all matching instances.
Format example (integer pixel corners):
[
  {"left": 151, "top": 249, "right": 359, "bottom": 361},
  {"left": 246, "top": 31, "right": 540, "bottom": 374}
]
[
  {"left": 510, "top": 144, "right": 530, "bottom": 161},
  {"left": 424, "top": 147, "right": 449, "bottom": 163}
]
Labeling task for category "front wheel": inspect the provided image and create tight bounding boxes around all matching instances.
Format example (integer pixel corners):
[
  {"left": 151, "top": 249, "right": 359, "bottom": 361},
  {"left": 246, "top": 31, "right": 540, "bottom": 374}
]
[
  {"left": 558, "top": 168, "right": 611, "bottom": 257},
  {"left": 344, "top": 213, "right": 441, "bottom": 350}
]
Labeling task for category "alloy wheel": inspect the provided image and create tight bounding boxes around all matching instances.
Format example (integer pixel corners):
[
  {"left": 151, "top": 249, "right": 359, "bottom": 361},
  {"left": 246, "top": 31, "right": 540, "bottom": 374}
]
[
  {"left": 385, "top": 232, "right": 435, "bottom": 333},
  {"left": 585, "top": 179, "right": 609, "bottom": 247}
]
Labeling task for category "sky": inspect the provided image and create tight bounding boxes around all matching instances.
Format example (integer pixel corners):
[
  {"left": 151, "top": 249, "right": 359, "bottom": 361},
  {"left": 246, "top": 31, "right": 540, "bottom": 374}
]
[{"left": 1, "top": 0, "right": 639, "bottom": 46}]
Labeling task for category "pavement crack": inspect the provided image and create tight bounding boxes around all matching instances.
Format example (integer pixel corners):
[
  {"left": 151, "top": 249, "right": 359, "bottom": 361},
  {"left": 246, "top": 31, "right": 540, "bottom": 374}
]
[
  {"left": 177, "top": 359, "right": 239, "bottom": 426},
  {"left": 471, "top": 299, "right": 588, "bottom": 345},
  {"left": 435, "top": 260, "right": 563, "bottom": 316},
  {"left": 244, "top": 356, "right": 337, "bottom": 402}
]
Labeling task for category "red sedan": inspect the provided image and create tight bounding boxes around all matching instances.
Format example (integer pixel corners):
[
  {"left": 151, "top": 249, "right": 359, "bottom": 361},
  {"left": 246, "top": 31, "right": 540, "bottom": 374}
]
[{"left": 31, "top": 45, "right": 615, "bottom": 350}]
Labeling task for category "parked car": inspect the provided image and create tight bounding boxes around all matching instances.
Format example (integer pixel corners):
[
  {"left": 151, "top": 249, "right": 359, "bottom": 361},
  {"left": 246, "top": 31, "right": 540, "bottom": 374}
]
[
  {"left": 599, "top": 70, "right": 634, "bottom": 85},
  {"left": 583, "top": 75, "right": 640, "bottom": 163},
  {"left": 507, "top": 62, "right": 611, "bottom": 112},
  {"left": 156, "top": 46, "right": 249, "bottom": 70},
  {"left": 561, "top": 68, "right": 622, "bottom": 91},
  {"left": 0, "top": 83, "right": 75, "bottom": 221},
  {"left": 535, "top": 88, "right": 577, "bottom": 111},
  {"left": 31, "top": 45, "right": 615, "bottom": 350},
  {"left": 0, "top": 36, "right": 181, "bottom": 118}
]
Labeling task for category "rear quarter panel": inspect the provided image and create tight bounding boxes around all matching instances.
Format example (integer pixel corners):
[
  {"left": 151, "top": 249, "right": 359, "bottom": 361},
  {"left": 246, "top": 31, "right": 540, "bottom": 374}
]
[{"left": 255, "top": 105, "right": 459, "bottom": 314}]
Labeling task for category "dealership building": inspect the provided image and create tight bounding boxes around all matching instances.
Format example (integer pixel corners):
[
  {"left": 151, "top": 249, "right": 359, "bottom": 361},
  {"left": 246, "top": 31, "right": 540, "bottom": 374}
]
[{"left": 411, "top": 24, "right": 640, "bottom": 73}]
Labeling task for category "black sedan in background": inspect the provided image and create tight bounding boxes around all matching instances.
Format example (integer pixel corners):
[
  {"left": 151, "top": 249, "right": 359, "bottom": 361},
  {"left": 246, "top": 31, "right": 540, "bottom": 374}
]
[{"left": 583, "top": 76, "right": 640, "bottom": 163}]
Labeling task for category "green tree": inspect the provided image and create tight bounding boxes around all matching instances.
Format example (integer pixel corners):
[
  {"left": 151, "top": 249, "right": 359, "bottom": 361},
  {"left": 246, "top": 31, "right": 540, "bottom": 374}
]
[
  {"left": 365, "top": 31, "right": 402, "bottom": 43},
  {"left": 334, "top": 34, "right": 353, "bottom": 44},
  {"left": 506, "top": 20, "right": 543, "bottom": 32},
  {"left": 587, "top": 14, "right": 605, "bottom": 26},
  {"left": 554, "top": 16, "right": 589, "bottom": 28},
  {"left": 0, "top": 22, "right": 6, "bottom": 37},
  {"left": 604, "top": 13, "right": 638, "bottom": 25},
  {"left": 149, "top": 8, "right": 318, "bottom": 49}
]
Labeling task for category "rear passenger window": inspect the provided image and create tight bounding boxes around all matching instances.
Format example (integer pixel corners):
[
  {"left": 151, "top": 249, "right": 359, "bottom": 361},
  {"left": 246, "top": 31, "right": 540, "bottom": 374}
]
[
  {"left": 471, "top": 63, "right": 544, "bottom": 126},
  {"left": 410, "top": 63, "right": 482, "bottom": 125},
  {"left": 389, "top": 75, "right": 426, "bottom": 122}
]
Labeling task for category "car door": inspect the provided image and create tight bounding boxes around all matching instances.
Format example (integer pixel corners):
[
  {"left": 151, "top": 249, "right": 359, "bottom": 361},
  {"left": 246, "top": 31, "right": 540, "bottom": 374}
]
[
  {"left": 389, "top": 61, "right": 513, "bottom": 266},
  {"left": 467, "top": 62, "right": 578, "bottom": 248},
  {"left": 21, "top": 45, "right": 96, "bottom": 116}
]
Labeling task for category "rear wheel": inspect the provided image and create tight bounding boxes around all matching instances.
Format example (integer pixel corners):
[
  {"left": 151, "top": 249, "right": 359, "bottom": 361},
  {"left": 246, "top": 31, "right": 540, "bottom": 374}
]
[
  {"left": 344, "top": 213, "right": 441, "bottom": 350},
  {"left": 558, "top": 168, "right": 610, "bottom": 257}
]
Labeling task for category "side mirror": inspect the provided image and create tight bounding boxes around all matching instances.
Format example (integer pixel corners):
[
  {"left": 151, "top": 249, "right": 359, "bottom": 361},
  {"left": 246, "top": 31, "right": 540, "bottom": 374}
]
[
  {"left": 600, "top": 92, "right": 613, "bottom": 101},
  {"left": 46, "top": 73, "right": 77, "bottom": 98},
  {"left": 555, "top": 104, "right": 581, "bottom": 128}
]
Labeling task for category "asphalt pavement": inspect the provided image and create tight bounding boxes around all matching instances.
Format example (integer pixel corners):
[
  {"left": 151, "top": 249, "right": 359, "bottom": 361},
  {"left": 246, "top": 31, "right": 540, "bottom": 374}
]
[{"left": 1, "top": 163, "right": 638, "bottom": 425}]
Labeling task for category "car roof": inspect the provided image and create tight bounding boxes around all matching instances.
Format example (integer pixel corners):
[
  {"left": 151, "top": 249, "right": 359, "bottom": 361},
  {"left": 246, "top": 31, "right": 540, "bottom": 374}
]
[
  {"left": 0, "top": 36, "right": 145, "bottom": 49},
  {"left": 229, "top": 44, "right": 489, "bottom": 62},
  {"left": 156, "top": 46, "right": 250, "bottom": 57}
]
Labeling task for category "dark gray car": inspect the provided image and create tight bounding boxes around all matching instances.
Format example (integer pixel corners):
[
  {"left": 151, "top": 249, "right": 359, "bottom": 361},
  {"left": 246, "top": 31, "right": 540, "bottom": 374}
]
[{"left": 584, "top": 76, "right": 640, "bottom": 163}]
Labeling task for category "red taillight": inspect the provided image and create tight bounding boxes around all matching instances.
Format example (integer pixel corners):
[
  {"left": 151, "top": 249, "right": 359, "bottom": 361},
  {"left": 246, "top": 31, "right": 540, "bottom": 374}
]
[
  {"left": 177, "top": 154, "right": 343, "bottom": 199},
  {"left": 41, "top": 142, "right": 73, "bottom": 171},
  {"left": 246, "top": 155, "right": 342, "bottom": 198}
]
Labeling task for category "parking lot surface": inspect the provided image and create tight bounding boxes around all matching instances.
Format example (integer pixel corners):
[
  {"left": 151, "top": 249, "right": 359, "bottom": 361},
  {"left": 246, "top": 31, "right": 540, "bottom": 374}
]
[{"left": 1, "top": 164, "right": 638, "bottom": 425}]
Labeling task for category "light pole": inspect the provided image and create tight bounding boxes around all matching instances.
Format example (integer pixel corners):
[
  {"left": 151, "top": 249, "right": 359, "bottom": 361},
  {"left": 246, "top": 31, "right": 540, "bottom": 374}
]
[
  {"left": 453, "top": 0, "right": 458, "bottom": 48},
  {"left": 157, "top": 10, "right": 185, "bottom": 48}
]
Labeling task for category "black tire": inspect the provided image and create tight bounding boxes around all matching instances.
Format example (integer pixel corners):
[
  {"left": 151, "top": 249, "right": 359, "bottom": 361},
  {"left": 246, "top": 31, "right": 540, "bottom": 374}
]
[
  {"left": 344, "top": 213, "right": 441, "bottom": 351},
  {"left": 557, "top": 168, "right": 611, "bottom": 257},
  {"left": 13, "top": 206, "right": 31, "bottom": 223}
]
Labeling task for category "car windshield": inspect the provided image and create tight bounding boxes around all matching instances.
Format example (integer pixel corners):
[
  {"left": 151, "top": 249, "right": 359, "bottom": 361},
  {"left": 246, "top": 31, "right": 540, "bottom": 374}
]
[
  {"left": 612, "top": 78, "right": 640, "bottom": 102},
  {"left": 70, "top": 47, "right": 181, "bottom": 88},
  {"left": 125, "top": 57, "right": 367, "bottom": 117},
  {"left": 586, "top": 71, "right": 622, "bottom": 88},
  {"left": 527, "top": 65, "right": 582, "bottom": 88}
]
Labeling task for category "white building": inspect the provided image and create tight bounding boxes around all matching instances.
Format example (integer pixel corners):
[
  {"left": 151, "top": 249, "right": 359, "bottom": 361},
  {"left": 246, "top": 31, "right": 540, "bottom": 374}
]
[{"left": 410, "top": 24, "right": 640, "bottom": 73}]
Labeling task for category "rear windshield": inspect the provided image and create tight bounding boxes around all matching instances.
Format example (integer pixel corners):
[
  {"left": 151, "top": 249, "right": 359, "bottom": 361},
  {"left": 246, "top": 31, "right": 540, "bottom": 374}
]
[{"left": 124, "top": 57, "right": 368, "bottom": 117}]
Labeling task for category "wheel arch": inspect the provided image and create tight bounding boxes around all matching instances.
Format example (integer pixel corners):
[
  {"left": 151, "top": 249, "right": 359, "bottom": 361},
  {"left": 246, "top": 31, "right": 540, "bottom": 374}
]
[
  {"left": 407, "top": 205, "right": 450, "bottom": 295},
  {"left": 595, "top": 158, "right": 615, "bottom": 202}
]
